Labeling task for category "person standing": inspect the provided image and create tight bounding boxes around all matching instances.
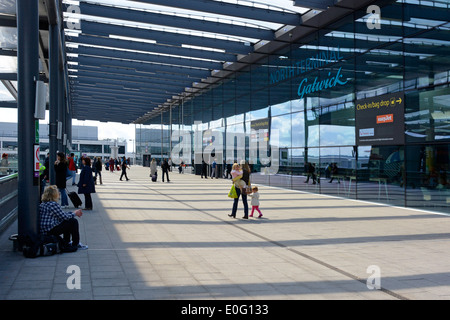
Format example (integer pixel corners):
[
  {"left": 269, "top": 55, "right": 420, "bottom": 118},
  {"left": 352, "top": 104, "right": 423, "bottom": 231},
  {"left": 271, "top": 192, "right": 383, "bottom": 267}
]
[
  {"left": 228, "top": 160, "right": 250, "bottom": 219},
  {"left": 54, "top": 152, "right": 69, "bottom": 208},
  {"left": 201, "top": 160, "right": 208, "bottom": 178},
  {"left": 161, "top": 159, "right": 170, "bottom": 182},
  {"left": 211, "top": 159, "right": 217, "bottom": 179},
  {"left": 94, "top": 157, "right": 103, "bottom": 185},
  {"left": 120, "top": 157, "right": 130, "bottom": 181},
  {"left": 77, "top": 157, "right": 95, "bottom": 210},
  {"left": 109, "top": 158, "right": 115, "bottom": 173},
  {"left": 68, "top": 153, "right": 77, "bottom": 186},
  {"left": 168, "top": 158, "right": 173, "bottom": 172},
  {"left": 1, "top": 153, "right": 9, "bottom": 176}
]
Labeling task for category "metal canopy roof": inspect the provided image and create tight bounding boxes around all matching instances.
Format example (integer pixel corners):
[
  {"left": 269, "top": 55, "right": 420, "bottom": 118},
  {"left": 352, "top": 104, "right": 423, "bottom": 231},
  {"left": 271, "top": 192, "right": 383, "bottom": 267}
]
[
  {"left": 64, "top": 0, "right": 380, "bottom": 125},
  {"left": 2, "top": 0, "right": 448, "bottom": 125},
  {"left": 0, "top": 0, "right": 385, "bottom": 123},
  {"left": 64, "top": 0, "right": 314, "bottom": 124}
]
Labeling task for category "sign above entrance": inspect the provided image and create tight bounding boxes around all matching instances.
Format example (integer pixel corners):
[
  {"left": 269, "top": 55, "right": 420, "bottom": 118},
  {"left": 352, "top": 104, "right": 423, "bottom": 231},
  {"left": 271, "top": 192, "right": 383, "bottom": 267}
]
[{"left": 355, "top": 92, "right": 405, "bottom": 146}]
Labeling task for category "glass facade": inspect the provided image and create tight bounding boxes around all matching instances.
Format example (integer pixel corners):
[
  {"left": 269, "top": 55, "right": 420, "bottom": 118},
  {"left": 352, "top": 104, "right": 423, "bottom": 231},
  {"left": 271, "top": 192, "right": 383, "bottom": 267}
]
[{"left": 140, "top": 0, "right": 450, "bottom": 213}]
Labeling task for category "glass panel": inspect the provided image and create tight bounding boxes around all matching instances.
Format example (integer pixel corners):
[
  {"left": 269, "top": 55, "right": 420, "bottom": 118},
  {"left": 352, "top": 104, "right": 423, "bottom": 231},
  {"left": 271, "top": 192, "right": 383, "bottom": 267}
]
[
  {"left": 0, "top": 27, "right": 17, "bottom": 50},
  {"left": 354, "top": 1, "right": 403, "bottom": 51},
  {"left": 405, "top": 87, "right": 450, "bottom": 143},
  {"left": 355, "top": 42, "right": 404, "bottom": 100},
  {"left": 0, "top": 56, "right": 17, "bottom": 73},
  {"left": 306, "top": 107, "right": 320, "bottom": 147},
  {"left": 80, "top": 144, "right": 102, "bottom": 153},
  {"left": 252, "top": 57, "right": 269, "bottom": 92},
  {"left": 291, "top": 111, "right": 305, "bottom": 148},
  {"left": 405, "top": 144, "right": 450, "bottom": 213},
  {"left": 319, "top": 102, "right": 355, "bottom": 147},
  {"left": 0, "top": 82, "right": 14, "bottom": 101},
  {"left": 291, "top": 147, "right": 306, "bottom": 191},
  {"left": 271, "top": 114, "right": 291, "bottom": 149},
  {"left": 357, "top": 145, "right": 405, "bottom": 207},
  {"left": 320, "top": 146, "right": 356, "bottom": 198},
  {"left": 0, "top": 1, "right": 17, "bottom": 15}
]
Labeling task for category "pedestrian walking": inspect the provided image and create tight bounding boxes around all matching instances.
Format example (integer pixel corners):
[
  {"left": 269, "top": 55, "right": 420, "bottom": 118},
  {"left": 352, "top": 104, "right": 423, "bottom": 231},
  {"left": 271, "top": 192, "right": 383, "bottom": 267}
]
[
  {"left": 120, "top": 157, "right": 130, "bottom": 181},
  {"left": 150, "top": 158, "right": 157, "bottom": 182},
  {"left": 68, "top": 153, "right": 77, "bottom": 185},
  {"left": 77, "top": 157, "right": 95, "bottom": 210},
  {"left": 94, "top": 157, "right": 103, "bottom": 185},
  {"left": 249, "top": 186, "right": 262, "bottom": 218}
]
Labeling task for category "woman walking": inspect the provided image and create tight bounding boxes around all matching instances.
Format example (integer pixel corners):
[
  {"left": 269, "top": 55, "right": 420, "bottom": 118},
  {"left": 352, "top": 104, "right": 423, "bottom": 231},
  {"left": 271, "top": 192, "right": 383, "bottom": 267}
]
[
  {"left": 77, "top": 157, "right": 96, "bottom": 210},
  {"left": 54, "top": 152, "right": 69, "bottom": 208},
  {"left": 150, "top": 158, "right": 157, "bottom": 182}
]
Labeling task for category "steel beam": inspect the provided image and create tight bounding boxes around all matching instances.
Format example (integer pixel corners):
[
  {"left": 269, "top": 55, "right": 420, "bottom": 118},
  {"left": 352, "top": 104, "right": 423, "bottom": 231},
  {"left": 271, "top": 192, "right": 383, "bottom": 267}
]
[
  {"left": 68, "top": 34, "right": 236, "bottom": 63},
  {"left": 75, "top": 55, "right": 209, "bottom": 79},
  {"left": 80, "top": 21, "right": 253, "bottom": 55},
  {"left": 71, "top": 64, "right": 201, "bottom": 84},
  {"left": 130, "top": 0, "right": 302, "bottom": 25},
  {"left": 71, "top": 46, "right": 223, "bottom": 71},
  {"left": 17, "top": 0, "right": 40, "bottom": 239},
  {"left": 79, "top": 2, "right": 274, "bottom": 41}
]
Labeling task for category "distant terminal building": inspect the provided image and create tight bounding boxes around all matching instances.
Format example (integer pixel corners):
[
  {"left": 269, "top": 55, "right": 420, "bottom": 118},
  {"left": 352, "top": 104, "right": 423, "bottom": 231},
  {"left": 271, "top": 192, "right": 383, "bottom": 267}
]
[{"left": 0, "top": 122, "right": 127, "bottom": 170}]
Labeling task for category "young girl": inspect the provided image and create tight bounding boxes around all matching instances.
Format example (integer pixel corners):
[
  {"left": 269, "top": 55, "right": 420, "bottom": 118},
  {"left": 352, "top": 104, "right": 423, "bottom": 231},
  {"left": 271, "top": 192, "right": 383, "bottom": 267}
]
[
  {"left": 231, "top": 163, "right": 246, "bottom": 191},
  {"left": 249, "top": 186, "right": 262, "bottom": 218}
]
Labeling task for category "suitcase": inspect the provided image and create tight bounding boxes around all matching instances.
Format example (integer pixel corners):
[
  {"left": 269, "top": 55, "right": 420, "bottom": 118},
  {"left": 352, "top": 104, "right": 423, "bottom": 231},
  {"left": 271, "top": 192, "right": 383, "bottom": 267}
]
[
  {"left": 67, "top": 190, "right": 82, "bottom": 208},
  {"left": 151, "top": 172, "right": 157, "bottom": 182}
]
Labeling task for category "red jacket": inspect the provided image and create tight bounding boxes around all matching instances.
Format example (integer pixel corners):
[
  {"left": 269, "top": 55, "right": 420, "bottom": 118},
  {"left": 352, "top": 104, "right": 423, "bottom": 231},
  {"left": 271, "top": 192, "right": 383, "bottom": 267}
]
[{"left": 68, "top": 157, "right": 76, "bottom": 171}]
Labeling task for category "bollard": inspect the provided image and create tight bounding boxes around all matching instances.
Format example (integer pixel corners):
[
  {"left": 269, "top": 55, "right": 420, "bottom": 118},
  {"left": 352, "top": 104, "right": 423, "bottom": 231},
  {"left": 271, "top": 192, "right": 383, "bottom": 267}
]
[{"left": 9, "top": 234, "right": 19, "bottom": 252}]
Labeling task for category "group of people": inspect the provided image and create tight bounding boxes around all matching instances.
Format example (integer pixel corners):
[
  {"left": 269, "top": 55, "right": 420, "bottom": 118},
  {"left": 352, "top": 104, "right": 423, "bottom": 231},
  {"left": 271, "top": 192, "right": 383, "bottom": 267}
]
[
  {"left": 38, "top": 155, "right": 264, "bottom": 254},
  {"left": 149, "top": 158, "right": 170, "bottom": 182},
  {"left": 39, "top": 152, "right": 96, "bottom": 252},
  {"left": 50, "top": 152, "right": 96, "bottom": 211}
]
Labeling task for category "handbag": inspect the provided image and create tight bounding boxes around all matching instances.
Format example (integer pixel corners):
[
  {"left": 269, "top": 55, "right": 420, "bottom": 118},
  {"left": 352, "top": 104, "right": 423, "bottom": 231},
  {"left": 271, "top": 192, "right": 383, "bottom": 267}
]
[{"left": 228, "top": 184, "right": 238, "bottom": 198}]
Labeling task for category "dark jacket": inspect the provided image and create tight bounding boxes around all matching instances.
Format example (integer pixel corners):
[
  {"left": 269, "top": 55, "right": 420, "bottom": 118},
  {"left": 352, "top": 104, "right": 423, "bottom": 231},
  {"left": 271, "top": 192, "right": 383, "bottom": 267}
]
[
  {"left": 54, "top": 161, "right": 67, "bottom": 189},
  {"left": 77, "top": 165, "right": 96, "bottom": 194},
  {"left": 161, "top": 160, "right": 169, "bottom": 172},
  {"left": 95, "top": 159, "right": 102, "bottom": 172}
]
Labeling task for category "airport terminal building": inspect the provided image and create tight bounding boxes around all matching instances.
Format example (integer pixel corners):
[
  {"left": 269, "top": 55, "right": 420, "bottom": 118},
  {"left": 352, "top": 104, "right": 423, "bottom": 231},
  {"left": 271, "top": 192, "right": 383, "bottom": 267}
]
[{"left": 138, "top": 0, "right": 450, "bottom": 213}]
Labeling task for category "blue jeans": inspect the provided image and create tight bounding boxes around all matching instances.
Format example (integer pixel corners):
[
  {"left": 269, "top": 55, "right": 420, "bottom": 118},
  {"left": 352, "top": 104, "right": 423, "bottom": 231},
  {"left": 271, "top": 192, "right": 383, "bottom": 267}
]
[
  {"left": 69, "top": 170, "right": 76, "bottom": 185},
  {"left": 59, "top": 188, "right": 69, "bottom": 206},
  {"left": 231, "top": 186, "right": 248, "bottom": 218}
]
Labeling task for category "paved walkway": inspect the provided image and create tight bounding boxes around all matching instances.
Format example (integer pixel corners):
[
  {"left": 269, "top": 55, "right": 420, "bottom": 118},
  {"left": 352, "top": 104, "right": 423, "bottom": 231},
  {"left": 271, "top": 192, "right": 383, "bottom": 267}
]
[{"left": 1, "top": 166, "right": 450, "bottom": 300}]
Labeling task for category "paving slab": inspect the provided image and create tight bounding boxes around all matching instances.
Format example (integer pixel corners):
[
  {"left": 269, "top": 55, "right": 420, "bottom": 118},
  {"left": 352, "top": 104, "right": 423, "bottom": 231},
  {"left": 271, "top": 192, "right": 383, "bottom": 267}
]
[{"left": 1, "top": 166, "right": 450, "bottom": 300}]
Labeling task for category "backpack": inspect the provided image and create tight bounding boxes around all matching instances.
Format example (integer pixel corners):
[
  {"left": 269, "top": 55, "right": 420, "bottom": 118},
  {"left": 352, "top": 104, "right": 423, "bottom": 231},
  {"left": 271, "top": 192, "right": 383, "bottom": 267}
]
[{"left": 19, "top": 233, "right": 64, "bottom": 258}]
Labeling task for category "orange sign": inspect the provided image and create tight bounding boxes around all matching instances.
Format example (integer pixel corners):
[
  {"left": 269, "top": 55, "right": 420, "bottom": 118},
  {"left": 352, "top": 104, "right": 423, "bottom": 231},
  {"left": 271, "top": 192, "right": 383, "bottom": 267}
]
[{"left": 376, "top": 114, "right": 394, "bottom": 124}]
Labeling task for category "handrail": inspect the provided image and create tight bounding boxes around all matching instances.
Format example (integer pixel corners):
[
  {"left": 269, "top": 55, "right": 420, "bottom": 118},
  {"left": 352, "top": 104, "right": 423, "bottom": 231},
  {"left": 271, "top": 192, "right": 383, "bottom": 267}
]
[
  {"left": 0, "top": 173, "right": 19, "bottom": 235},
  {"left": 0, "top": 172, "right": 18, "bottom": 183}
]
